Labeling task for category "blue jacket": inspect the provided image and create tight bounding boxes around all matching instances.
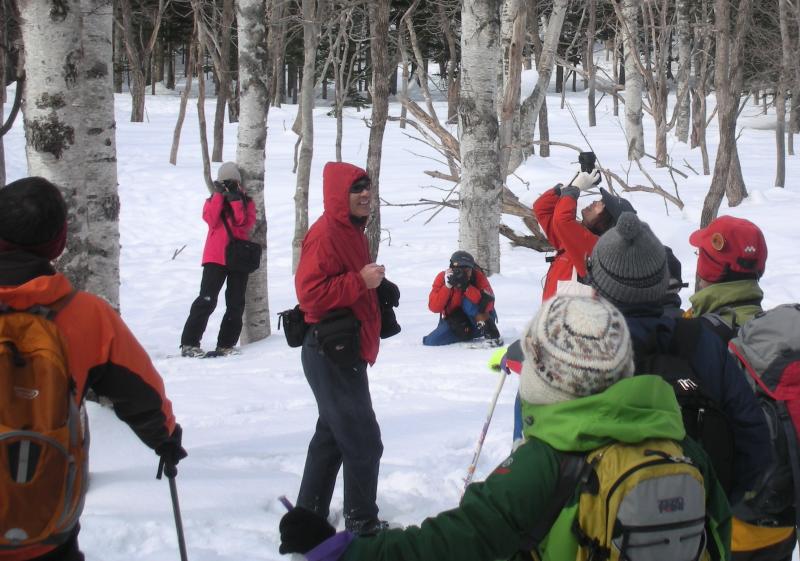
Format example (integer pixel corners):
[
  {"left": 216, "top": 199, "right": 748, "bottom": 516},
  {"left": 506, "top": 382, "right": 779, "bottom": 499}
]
[{"left": 624, "top": 310, "right": 770, "bottom": 502}]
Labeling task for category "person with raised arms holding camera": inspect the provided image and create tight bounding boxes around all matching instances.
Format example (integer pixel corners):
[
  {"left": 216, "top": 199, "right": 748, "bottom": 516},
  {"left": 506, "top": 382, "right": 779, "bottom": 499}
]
[
  {"left": 422, "top": 250, "right": 502, "bottom": 347},
  {"left": 533, "top": 152, "right": 635, "bottom": 301},
  {"left": 179, "top": 161, "right": 256, "bottom": 358}
]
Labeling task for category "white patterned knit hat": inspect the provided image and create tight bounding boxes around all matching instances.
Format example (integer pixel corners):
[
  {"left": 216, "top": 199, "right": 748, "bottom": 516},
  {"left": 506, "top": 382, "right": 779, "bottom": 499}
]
[{"left": 520, "top": 295, "right": 635, "bottom": 405}]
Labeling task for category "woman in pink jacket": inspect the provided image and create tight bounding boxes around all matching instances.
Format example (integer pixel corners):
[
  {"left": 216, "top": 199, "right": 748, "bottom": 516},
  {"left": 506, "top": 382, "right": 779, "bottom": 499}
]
[{"left": 180, "top": 162, "right": 257, "bottom": 357}]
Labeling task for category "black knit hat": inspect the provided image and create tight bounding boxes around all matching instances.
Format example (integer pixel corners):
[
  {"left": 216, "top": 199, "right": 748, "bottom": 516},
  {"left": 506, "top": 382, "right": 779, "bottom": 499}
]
[
  {"left": 600, "top": 187, "right": 636, "bottom": 224},
  {"left": 587, "top": 212, "right": 668, "bottom": 307},
  {"left": 450, "top": 250, "right": 476, "bottom": 269}
]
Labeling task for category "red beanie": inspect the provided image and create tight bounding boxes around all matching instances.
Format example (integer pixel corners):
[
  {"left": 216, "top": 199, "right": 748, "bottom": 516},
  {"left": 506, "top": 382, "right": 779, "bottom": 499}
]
[{"left": 689, "top": 216, "right": 767, "bottom": 282}]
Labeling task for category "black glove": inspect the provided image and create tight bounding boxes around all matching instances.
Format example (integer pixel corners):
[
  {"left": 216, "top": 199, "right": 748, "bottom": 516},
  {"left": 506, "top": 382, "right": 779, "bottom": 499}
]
[
  {"left": 223, "top": 190, "right": 242, "bottom": 202},
  {"left": 560, "top": 185, "right": 580, "bottom": 200},
  {"left": 213, "top": 180, "right": 226, "bottom": 193},
  {"left": 376, "top": 279, "right": 400, "bottom": 308},
  {"left": 155, "top": 424, "right": 188, "bottom": 478},
  {"left": 279, "top": 506, "right": 336, "bottom": 555}
]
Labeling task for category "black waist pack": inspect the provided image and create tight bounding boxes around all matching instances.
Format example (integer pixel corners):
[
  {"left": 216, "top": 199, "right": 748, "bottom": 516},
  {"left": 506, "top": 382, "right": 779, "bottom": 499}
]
[
  {"left": 226, "top": 239, "right": 261, "bottom": 273},
  {"left": 314, "top": 308, "right": 361, "bottom": 368},
  {"left": 445, "top": 308, "right": 475, "bottom": 341},
  {"left": 277, "top": 305, "right": 308, "bottom": 348}
]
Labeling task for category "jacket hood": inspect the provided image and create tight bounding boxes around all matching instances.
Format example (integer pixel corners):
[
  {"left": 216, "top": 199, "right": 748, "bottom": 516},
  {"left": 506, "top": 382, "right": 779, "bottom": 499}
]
[
  {"left": 323, "top": 162, "right": 369, "bottom": 227},
  {"left": 522, "top": 375, "right": 685, "bottom": 452},
  {"left": 0, "top": 268, "right": 73, "bottom": 309},
  {"left": 688, "top": 279, "right": 763, "bottom": 323},
  {"left": 0, "top": 250, "right": 58, "bottom": 287}
]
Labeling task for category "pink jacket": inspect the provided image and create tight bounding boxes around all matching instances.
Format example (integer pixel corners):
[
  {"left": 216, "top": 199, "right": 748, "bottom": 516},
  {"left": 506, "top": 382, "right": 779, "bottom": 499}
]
[{"left": 201, "top": 193, "right": 257, "bottom": 266}]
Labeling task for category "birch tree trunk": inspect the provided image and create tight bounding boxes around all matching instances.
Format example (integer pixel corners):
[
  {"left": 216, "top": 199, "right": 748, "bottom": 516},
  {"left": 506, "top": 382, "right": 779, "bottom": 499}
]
[
  {"left": 365, "top": 0, "right": 390, "bottom": 260},
  {"left": 675, "top": 0, "right": 691, "bottom": 143},
  {"left": 270, "top": 0, "right": 287, "bottom": 107},
  {"left": 80, "top": 0, "right": 121, "bottom": 309},
  {"left": 118, "top": 0, "right": 165, "bottom": 122},
  {"left": 519, "top": 0, "right": 568, "bottom": 159},
  {"left": 459, "top": 0, "right": 502, "bottom": 275},
  {"left": 19, "top": 0, "right": 90, "bottom": 289},
  {"left": 776, "top": 0, "right": 793, "bottom": 186},
  {"left": 212, "top": 0, "right": 235, "bottom": 162},
  {"left": 621, "top": 0, "right": 644, "bottom": 160},
  {"left": 437, "top": 2, "right": 459, "bottom": 122},
  {"left": 498, "top": 0, "right": 525, "bottom": 177},
  {"left": 112, "top": 0, "right": 123, "bottom": 93},
  {"left": 236, "top": 0, "right": 271, "bottom": 342},
  {"left": 701, "top": 0, "right": 752, "bottom": 227},
  {"left": 586, "top": 0, "right": 597, "bottom": 127},
  {"left": 291, "top": 0, "right": 324, "bottom": 272}
]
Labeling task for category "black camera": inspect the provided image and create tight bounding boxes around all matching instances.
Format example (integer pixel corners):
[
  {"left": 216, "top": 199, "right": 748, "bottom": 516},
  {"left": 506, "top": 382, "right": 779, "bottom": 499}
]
[
  {"left": 448, "top": 266, "right": 471, "bottom": 289},
  {"left": 578, "top": 151, "right": 597, "bottom": 173}
]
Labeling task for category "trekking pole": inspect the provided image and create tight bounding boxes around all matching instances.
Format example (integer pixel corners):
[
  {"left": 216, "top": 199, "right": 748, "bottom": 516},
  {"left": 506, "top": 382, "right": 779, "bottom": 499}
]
[
  {"left": 157, "top": 459, "right": 189, "bottom": 561},
  {"left": 463, "top": 369, "right": 509, "bottom": 493}
]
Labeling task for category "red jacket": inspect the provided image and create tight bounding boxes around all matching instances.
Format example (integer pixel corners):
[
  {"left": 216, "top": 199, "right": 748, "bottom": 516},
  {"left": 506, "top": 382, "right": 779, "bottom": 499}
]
[
  {"left": 201, "top": 193, "right": 257, "bottom": 266},
  {"left": 428, "top": 268, "right": 494, "bottom": 316},
  {"left": 295, "top": 162, "right": 381, "bottom": 365},
  {"left": 532, "top": 188, "right": 598, "bottom": 301},
  {"left": 0, "top": 251, "right": 177, "bottom": 561}
]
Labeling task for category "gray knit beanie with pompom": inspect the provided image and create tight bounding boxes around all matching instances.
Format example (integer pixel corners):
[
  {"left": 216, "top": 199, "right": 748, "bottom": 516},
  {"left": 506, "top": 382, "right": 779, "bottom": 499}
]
[{"left": 587, "top": 212, "right": 668, "bottom": 307}]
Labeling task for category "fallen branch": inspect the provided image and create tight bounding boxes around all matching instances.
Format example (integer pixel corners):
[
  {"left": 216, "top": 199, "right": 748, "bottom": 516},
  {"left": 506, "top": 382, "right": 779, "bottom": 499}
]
[
  {"left": 603, "top": 166, "right": 684, "bottom": 210},
  {"left": 500, "top": 224, "right": 553, "bottom": 252}
]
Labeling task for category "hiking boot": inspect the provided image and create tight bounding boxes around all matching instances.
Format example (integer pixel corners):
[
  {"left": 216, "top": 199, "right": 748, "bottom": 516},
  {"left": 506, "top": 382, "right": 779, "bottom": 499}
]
[
  {"left": 213, "top": 346, "right": 241, "bottom": 357},
  {"left": 180, "top": 345, "right": 205, "bottom": 358},
  {"left": 344, "top": 517, "right": 389, "bottom": 536}
]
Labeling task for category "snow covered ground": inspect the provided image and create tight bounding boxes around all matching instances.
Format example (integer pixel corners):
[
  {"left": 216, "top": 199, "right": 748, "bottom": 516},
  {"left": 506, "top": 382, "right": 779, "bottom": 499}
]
[{"left": 4, "top": 66, "right": 800, "bottom": 560}]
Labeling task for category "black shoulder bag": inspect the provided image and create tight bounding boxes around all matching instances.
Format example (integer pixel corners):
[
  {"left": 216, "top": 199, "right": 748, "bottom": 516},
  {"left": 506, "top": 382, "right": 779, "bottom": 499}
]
[
  {"left": 221, "top": 202, "right": 261, "bottom": 274},
  {"left": 277, "top": 304, "right": 309, "bottom": 348},
  {"left": 313, "top": 308, "right": 361, "bottom": 368}
]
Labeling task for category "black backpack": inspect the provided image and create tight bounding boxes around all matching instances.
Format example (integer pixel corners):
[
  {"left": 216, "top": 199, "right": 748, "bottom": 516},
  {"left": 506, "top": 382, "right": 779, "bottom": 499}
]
[{"left": 632, "top": 318, "right": 735, "bottom": 496}]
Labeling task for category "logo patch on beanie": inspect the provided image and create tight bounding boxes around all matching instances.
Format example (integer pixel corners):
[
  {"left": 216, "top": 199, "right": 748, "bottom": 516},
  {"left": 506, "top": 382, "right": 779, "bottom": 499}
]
[{"left": 710, "top": 232, "right": 725, "bottom": 251}]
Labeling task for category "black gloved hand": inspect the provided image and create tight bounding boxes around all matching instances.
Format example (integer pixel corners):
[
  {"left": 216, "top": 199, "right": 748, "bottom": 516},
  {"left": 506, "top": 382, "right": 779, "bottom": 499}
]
[
  {"left": 223, "top": 190, "right": 242, "bottom": 202},
  {"left": 156, "top": 424, "right": 188, "bottom": 478},
  {"left": 376, "top": 278, "right": 400, "bottom": 308},
  {"left": 279, "top": 506, "right": 336, "bottom": 555},
  {"left": 213, "top": 180, "right": 226, "bottom": 193},
  {"left": 560, "top": 185, "right": 580, "bottom": 200}
]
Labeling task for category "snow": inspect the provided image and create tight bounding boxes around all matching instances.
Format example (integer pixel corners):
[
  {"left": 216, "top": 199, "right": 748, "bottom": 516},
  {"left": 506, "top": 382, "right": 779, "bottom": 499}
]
[{"left": 3, "top": 66, "right": 800, "bottom": 560}]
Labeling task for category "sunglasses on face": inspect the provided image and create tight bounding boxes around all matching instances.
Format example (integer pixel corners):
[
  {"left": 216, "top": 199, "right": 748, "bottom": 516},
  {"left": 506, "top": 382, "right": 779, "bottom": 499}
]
[{"left": 349, "top": 179, "right": 371, "bottom": 194}]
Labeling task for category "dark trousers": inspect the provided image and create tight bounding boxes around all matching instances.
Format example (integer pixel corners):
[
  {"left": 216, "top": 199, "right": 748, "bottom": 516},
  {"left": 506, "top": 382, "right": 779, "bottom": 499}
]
[
  {"left": 34, "top": 527, "right": 84, "bottom": 560},
  {"left": 296, "top": 330, "right": 383, "bottom": 523},
  {"left": 732, "top": 534, "right": 797, "bottom": 561},
  {"left": 181, "top": 263, "right": 249, "bottom": 348}
]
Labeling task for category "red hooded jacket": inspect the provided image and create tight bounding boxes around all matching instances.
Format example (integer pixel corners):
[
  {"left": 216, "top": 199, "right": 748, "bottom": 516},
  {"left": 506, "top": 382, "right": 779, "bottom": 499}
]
[
  {"left": 428, "top": 268, "right": 494, "bottom": 316},
  {"left": 295, "top": 162, "right": 381, "bottom": 365},
  {"left": 533, "top": 188, "right": 598, "bottom": 301},
  {"left": 201, "top": 193, "right": 257, "bottom": 266}
]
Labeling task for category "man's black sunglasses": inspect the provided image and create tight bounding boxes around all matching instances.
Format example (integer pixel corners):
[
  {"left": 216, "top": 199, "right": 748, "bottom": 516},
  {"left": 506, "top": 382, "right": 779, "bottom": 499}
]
[{"left": 349, "top": 178, "right": 371, "bottom": 194}]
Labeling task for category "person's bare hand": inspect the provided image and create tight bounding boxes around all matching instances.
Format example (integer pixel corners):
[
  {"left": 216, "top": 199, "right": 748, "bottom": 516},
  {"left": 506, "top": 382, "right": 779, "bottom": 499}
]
[{"left": 360, "top": 263, "right": 385, "bottom": 289}]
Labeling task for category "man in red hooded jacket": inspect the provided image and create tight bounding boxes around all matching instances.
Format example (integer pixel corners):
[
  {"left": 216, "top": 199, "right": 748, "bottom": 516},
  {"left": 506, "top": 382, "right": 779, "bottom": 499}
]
[
  {"left": 0, "top": 177, "right": 185, "bottom": 561},
  {"left": 294, "top": 162, "right": 388, "bottom": 536}
]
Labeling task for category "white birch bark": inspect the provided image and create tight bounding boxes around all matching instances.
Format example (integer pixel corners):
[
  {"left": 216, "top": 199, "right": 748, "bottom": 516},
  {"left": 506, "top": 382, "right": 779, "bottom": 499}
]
[
  {"left": 498, "top": 0, "right": 525, "bottom": 177},
  {"left": 291, "top": 0, "right": 323, "bottom": 272},
  {"left": 80, "top": 0, "right": 121, "bottom": 309},
  {"left": 519, "top": 0, "right": 568, "bottom": 159},
  {"left": 365, "top": 0, "right": 390, "bottom": 260},
  {"left": 459, "top": 0, "right": 502, "bottom": 275},
  {"left": 675, "top": 0, "right": 691, "bottom": 143},
  {"left": 621, "top": 0, "right": 644, "bottom": 160},
  {"left": 19, "top": 1, "right": 91, "bottom": 289},
  {"left": 236, "top": 0, "right": 271, "bottom": 342}
]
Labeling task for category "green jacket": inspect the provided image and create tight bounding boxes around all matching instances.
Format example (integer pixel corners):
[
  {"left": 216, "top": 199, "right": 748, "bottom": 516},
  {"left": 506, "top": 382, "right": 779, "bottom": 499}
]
[
  {"left": 342, "top": 376, "right": 731, "bottom": 561},
  {"left": 688, "top": 280, "right": 763, "bottom": 327}
]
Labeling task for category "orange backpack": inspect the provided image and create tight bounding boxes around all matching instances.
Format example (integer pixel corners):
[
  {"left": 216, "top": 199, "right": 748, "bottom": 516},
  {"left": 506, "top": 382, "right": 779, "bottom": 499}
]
[{"left": 0, "top": 292, "right": 89, "bottom": 548}]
